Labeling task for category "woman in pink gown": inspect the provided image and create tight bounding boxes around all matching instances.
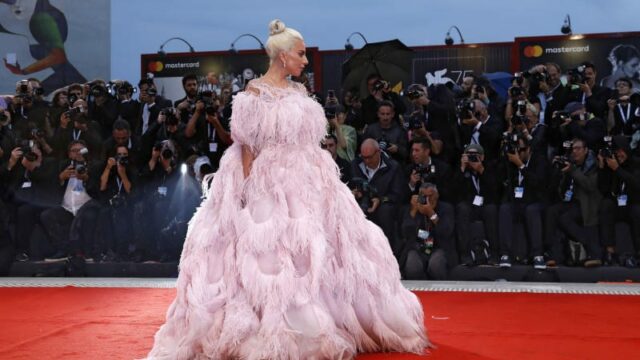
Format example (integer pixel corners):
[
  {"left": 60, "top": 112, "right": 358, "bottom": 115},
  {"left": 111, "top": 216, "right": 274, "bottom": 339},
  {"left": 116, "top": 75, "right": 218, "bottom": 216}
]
[{"left": 145, "top": 19, "right": 428, "bottom": 360}]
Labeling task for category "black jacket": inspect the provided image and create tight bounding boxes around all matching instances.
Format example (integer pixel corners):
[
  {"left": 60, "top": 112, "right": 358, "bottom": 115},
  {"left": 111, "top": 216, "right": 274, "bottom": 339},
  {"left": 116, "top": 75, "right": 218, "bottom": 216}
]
[
  {"left": 453, "top": 162, "right": 502, "bottom": 205},
  {"left": 598, "top": 157, "right": 640, "bottom": 204},
  {"left": 459, "top": 115, "right": 504, "bottom": 164},
  {"left": 404, "top": 158, "right": 453, "bottom": 203},
  {"left": 499, "top": 153, "right": 549, "bottom": 204},
  {"left": 362, "top": 122, "right": 409, "bottom": 164},
  {"left": 351, "top": 153, "right": 405, "bottom": 205},
  {"left": 134, "top": 96, "right": 172, "bottom": 136}
]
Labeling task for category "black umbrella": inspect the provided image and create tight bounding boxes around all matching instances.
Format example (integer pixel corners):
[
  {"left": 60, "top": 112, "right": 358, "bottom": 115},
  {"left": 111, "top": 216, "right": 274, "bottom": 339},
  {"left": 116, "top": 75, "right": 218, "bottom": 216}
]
[{"left": 341, "top": 39, "right": 414, "bottom": 97}]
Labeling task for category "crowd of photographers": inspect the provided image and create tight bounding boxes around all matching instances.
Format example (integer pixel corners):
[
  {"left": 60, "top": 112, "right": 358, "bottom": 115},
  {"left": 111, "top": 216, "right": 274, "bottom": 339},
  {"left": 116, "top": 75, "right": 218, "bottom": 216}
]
[
  {"left": 2, "top": 60, "right": 640, "bottom": 280},
  {"left": 0, "top": 74, "right": 228, "bottom": 265},
  {"left": 321, "top": 61, "right": 640, "bottom": 280}
]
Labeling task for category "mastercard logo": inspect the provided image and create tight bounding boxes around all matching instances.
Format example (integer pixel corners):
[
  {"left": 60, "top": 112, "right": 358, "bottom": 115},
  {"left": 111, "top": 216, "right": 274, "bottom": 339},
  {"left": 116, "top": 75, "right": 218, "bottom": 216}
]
[
  {"left": 523, "top": 45, "right": 544, "bottom": 58},
  {"left": 147, "top": 61, "right": 164, "bottom": 72}
]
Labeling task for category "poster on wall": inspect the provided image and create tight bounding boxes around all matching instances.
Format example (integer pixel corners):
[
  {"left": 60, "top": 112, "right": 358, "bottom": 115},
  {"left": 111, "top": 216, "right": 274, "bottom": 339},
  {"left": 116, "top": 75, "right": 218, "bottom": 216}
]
[
  {"left": 515, "top": 32, "right": 640, "bottom": 91},
  {"left": 141, "top": 48, "right": 320, "bottom": 103},
  {"left": 0, "top": 0, "right": 111, "bottom": 95}
]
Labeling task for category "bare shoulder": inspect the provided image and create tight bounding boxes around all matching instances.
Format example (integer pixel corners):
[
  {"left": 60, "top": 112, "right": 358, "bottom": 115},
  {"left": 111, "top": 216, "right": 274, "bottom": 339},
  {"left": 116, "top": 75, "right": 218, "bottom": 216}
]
[{"left": 244, "top": 79, "right": 261, "bottom": 96}]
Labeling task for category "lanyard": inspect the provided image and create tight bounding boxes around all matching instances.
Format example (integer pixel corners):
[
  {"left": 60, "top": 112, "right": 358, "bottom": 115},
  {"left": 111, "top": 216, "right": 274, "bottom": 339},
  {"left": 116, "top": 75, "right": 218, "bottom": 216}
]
[
  {"left": 116, "top": 177, "right": 123, "bottom": 194},
  {"left": 517, "top": 158, "right": 530, "bottom": 186},
  {"left": 471, "top": 175, "right": 480, "bottom": 195},
  {"left": 581, "top": 92, "right": 587, "bottom": 105},
  {"left": 72, "top": 129, "right": 82, "bottom": 140},
  {"left": 618, "top": 103, "right": 631, "bottom": 124},
  {"left": 207, "top": 123, "right": 216, "bottom": 141}
]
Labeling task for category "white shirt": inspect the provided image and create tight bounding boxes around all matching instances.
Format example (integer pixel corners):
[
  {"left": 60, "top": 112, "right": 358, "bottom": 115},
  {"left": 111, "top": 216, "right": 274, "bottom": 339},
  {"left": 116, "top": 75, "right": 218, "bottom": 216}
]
[
  {"left": 62, "top": 177, "right": 92, "bottom": 216},
  {"left": 142, "top": 102, "right": 155, "bottom": 134}
]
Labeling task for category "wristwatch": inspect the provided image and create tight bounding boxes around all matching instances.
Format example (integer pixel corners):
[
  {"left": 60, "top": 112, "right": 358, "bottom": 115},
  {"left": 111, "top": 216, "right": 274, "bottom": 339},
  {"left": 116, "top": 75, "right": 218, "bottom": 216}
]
[{"left": 429, "top": 213, "right": 438, "bottom": 221}]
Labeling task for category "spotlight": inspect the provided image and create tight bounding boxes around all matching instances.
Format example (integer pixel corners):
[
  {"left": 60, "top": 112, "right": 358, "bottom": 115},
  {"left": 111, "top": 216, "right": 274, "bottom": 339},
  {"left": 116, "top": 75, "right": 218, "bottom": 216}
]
[
  {"left": 229, "top": 34, "right": 265, "bottom": 53},
  {"left": 157, "top": 37, "right": 195, "bottom": 56},
  {"left": 561, "top": 14, "right": 572, "bottom": 35},
  {"left": 444, "top": 26, "right": 464, "bottom": 46},
  {"left": 344, "top": 32, "right": 368, "bottom": 51}
]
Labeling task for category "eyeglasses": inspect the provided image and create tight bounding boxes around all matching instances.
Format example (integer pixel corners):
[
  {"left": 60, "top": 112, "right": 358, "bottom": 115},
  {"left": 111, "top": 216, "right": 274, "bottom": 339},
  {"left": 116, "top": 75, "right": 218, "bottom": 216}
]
[
  {"left": 361, "top": 151, "right": 378, "bottom": 160},
  {"left": 116, "top": 153, "right": 128, "bottom": 156}
]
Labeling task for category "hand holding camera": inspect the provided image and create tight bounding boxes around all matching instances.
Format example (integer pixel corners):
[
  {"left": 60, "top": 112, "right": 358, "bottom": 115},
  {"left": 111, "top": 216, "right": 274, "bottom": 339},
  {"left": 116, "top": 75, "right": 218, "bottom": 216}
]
[
  {"left": 409, "top": 170, "right": 421, "bottom": 188},
  {"left": 59, "top": 164, "right": 76, "bottom": 182}
]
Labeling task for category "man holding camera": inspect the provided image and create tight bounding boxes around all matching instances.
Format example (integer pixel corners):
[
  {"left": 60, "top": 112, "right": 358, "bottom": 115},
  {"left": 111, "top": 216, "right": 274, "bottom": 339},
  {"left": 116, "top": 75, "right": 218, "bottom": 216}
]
[
  {"left": 362, "top": 101, "right": 408, "bottom": 164},
  {"left": 351, "top": 139, "right": 404, "bottom": 250},
  {"left": 406, "top": 137, "right": 452, "bottom": 202},
  {"left": 399, "top": 182, "right": 455, "bottom": 280},
  {"left": 39, "top": 140, "right": 101, "bottom": 261},
  {"left": 1, "top": 143, "right": 54, "bottom": 261},
  {"left": 454, "top": 143, "right": 501, "bottom": 265},
  {"left": 101, "top": 119, "right": 142, "bottom": 168},
  {"left": 361, "top": 74, "right": 405, "bottom": 126},
  {"left": 9, "top": 80, "right": 35, "bottom": 140},
  {"left": 141, "top": 108, "right": 189, "bottom": 164},
  {"left": 558, "top": 101, "right": 606, "bottom": 151},
  {"left": 135, "top": 78, "right": 172, "bottom": 137},
  {"left": 606, "top": 77, "right": 640, "bottom": 136},
  {"left": 509, "top": 101, "right": 548, "bottom": 157},
  {"left": 546, "top": 137, "right": 603, "bottom": 267},
  {"left": 321, "top": 134, "right": 352, "bottom": 184},
  {"left": 597, "top": 135, "right": 640, "bottom": 267},
  {"left": 526, "top": 63, "right": 570, "bottom": 125},
  {"left": 184, "top": 91, "right": 231, "bottom": 171},
  {"left": 174, "top": 74, "right": 199, "bottom": 124},
  {"left": 497, "top": 135, "right": 548, "bottom": 269},
  {"left": 112, "top": 81, "right": 139, "bottom": 129},
  {"left": 51, "top": 98, "right": 102, "bottom": 158},
  {"left": 458, "top": 99, "right": 503, "bottom": 164},
  {"left": 87, "top": 80, "right": 119, "bottom": 139},
  {"left": 325, "top": 91, "right": 357, "bottom": 162},
  {"left": 568, "top": 62, "right": 612, "bottom": 120}
]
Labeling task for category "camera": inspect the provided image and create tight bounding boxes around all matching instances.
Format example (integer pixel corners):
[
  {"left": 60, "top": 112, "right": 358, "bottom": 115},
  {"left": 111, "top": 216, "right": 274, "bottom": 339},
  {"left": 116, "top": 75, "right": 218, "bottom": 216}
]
[
  {"left": 456, "top": 98, "right": 476, "bottom": 120},
  {"left": 327, "top": 89, "right": 336, "bottom": 99},
  {"left": 351, "top": 177, "right": 378, "bottom": 214},
  {"left": 417, "top": 193, "right": 428, "bottom": 205},
  {"left": 72, "top": 160, "right": 88, "bottom": 175},
  {"left": 509, "top": 86, "right": 524, "bottom": 98},
  {"left": 90, "top": 83, "right": 108, "bottom": 98},
  {"left": 18, "top": 80, "right": 29, "bottom": 94},
  {"left": 405, "top": 90, "right": 423, "bottom": 100},
  {"left": 467, "top": 153, "right": 480, "bottom": 163},
  {"left": 108, "top": 193, "right": 126, "bottom": 208},
  {"left": 550, "top": 111, "right": 569, "bottom": 129},
  {"left": 378, "top": 133, "right": 389, "bottom": 152},
  {"left": 599, "top": 136, "right": 614, "bottom": 158},
  {"left": 568, "top": 65, "right": 587, "bottom": 85},
  {"left": 0, "top": 112, "right": 8, "bottom": 124},
  {"left": 33, "top": 87, "right": 45, "bottom": 96},
  {"left": 403, "top": 112, "right": 424, "bottom": 130},
  {"left": 146, "top": 87, "right": 158, "bottom": 97},
  {"left": 30, "top": 128, "right": 45, "bottom": 139},
  {"left": 553, "top": 140, "right": 573, "bottom": 169},
  {"left": 68, "top": 93, "right": 79, "bottom": 106},
  {"left": 324, "top": 103, "right": 337, "bottom": 119},
  {"left": 512, "top": 100, "right": 528, "bottom": 126},
  {"left": 414, "top": 163, "right": 436, "bottom": 183},
  {"left": 160, "top": 107, "right": 179, "bottom": 126},
  {"left": 20, "top": 140, "right": 38, "bottom": 162},
  {"left": 115, "top": 154, "right": 129, "bottom": 166},
  {"left": 64, "top": 105, "right": 84, "bottom": 119},
  {"left": 501, "top": 131, "right": 520, "bottom": 156},
  {"left": 372, "top": 80, "right": 388, "bottom": 92},
  {"left": 196, "top": 90, "right": 219, "bottom": 116}
]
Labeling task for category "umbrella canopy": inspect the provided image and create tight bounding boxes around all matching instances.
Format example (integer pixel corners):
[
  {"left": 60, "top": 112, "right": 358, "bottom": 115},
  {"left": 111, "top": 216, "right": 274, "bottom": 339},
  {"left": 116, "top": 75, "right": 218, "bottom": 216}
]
[
  {"left": 483, "top": 71, "right": 513, "bottom": 102},
  {"left": 342, "top": 39, "right": 413, "bottom": 98}
]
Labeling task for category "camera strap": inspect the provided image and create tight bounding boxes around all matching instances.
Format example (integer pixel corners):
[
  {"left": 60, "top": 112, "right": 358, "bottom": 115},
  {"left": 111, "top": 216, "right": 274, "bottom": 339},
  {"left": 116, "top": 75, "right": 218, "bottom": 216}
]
[
  {"left": 115, "top": 178, "right": 123, "bottom": 194},
  {"left": 618, "top": 103, "right": 631, "bottom": 124},
  {"left": 581, "top": 92, "right": 587, "bottom": 105},
  {"left": 471, "top": 175, "right": 480, "bottom": 195}
]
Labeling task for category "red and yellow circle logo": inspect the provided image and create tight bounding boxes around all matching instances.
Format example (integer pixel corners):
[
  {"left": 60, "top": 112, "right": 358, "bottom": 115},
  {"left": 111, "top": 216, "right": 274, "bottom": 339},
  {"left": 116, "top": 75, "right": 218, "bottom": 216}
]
[
  {"left": 147, "top": 61, "right": 164, "bottom": 72},
  {"left": 523, "top": 45, "right": 543, "bottom": 58}
]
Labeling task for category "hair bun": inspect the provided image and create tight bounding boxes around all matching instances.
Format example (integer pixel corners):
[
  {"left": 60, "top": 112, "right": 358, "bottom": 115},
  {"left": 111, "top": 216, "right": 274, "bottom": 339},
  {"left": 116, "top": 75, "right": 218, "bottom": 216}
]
[{"left": 269, "top": 19, "right": 286, "bottom": 36}]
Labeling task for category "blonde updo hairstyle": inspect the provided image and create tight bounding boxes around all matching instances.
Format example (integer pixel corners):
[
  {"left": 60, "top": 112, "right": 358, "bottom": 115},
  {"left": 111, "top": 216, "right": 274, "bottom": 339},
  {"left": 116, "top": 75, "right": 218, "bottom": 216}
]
[{"left": 266, "top": 19, "right": 304, "bottom": 65}]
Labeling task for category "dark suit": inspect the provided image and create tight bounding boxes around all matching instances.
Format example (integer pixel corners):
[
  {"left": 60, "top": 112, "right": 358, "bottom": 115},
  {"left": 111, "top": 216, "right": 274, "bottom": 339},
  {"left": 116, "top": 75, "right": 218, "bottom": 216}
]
[
  {"left": 134, "top": 96, "right": 172, "bottom": 137},
  {"left": 459, "top": 115, "right": 504, "bottom": 164}
]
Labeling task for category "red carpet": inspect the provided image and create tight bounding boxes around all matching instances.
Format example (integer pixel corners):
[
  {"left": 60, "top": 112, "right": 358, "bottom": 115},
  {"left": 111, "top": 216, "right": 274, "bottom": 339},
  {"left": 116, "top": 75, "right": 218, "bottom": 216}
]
[{"left": 0, "top": 287, "right": 639, "bottom": 359}]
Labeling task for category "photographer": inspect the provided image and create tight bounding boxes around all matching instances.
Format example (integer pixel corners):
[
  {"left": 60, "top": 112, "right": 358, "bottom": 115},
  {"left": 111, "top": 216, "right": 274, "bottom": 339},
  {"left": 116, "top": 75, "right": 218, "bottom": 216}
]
[
  {"left": 113, "top": 80, "right": 139, "bottom": 129},
  {"left": 508, "top": 100, "right": 548, "bottom": 157},
  {"left": 51, "top": 100, "right": 102, "bottom": 157},
  {"left": 184, "top": 90, "right": 231, "bottom": 170},
  {"left": 558, "top": 102, "right": 606, "bottom": 151},
  {"left": 505, "top": 73, "right": 541, "bottom": 126},
  {"left": 361, "top": 74, "right": 405, "bottom": 126},
  {"left": 39, "top": 140, "right": 101, "bottom": 261},
  {"left": 94, "top": 145, "right": 137, "bottom": 260},
  {"left": 497, "top": 135, "right": 548, "bottom": 269},
  {"left": 399, "top": 183, "right": 455, "bottom": 280},
  {"left": 87, "top": 80, "right": 119, "bottom": 138},
  {"left": 0, "top": 108, "right": 18, "bottom": 163},
  {"left": 406, "top": 137, "right": 452, "bottom": 202},
  {"left": 606, "top": 77, "right": 640, "bottom": 136},
  {"left": 567, "top": 61, "right": 612, "bottom": 119},
  {"left": 342, "top": 89, "right": 365, "bottom": 134},
  {"left": 174, "top": 74, "right": 199, "bottom": 124},
  {"left": 325, "top": 92, "right": 357, "bottom": 161},
  {"left": 0, "top": 142, "right": 55, "bottom": 261},
  {"left": 545, "top": 137, "right": 603, "bottom": 267},
  {"left": 457, "top": 98, "right": 503, "bottom": 164},
  {"left": 529, "top": 63, "right": 570, "bottom": 125},
  {"left": 321, "top": 134, "right": 352, "bottom": 184},
  {"left": 362, "top": 101, "right": 408, "bottom": 164},
  {"left": 101, "top": 119, "right": 141, "bottom": 168},
  {"left": 454, "top": 144, "right": 501, "bottom": 265},
  {"left": 135, "top": 77, "right": 172, "bottom": 136},
  {"left": 597, "top": 135, "right": 640, "bottom": 267},
  {"left": 351, "top": 139, "right": 404, "bottom": 250},
  {"left": 141, "top": 107, "right": 189, "bottom": 164},
  {"left": 139, "top": 140, "right": 183, "bottom": 261},
  {"left": 403, "top": 84, "right": 450, "bottom": 160},
  {"left": 9, "top": 79, "right": 35, "bottom": 139}
]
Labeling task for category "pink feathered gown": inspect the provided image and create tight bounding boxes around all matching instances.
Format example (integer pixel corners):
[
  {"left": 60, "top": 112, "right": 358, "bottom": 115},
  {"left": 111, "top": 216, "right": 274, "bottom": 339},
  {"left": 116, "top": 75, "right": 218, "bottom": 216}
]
[{"left": 145, "top": 80, "right": 428, "bottom": 359}]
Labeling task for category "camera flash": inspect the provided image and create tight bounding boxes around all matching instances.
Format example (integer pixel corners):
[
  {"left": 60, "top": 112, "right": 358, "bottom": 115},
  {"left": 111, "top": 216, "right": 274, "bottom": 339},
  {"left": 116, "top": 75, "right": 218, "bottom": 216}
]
[{"left": 180, "top": 163, "right": 188, "bottom": 175}]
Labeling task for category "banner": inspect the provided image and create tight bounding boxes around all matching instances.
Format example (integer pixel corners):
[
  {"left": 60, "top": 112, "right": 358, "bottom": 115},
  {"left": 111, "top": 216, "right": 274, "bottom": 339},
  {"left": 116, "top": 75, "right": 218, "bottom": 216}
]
[
  {"left": 0, "top": 0, "right": 110, "bottom": 95},
  {"left": 141, "top": 48, "right": 320, "bottom": 103},
  {"left": 515, "top": 32, "right": 640, "bottom": 91}
]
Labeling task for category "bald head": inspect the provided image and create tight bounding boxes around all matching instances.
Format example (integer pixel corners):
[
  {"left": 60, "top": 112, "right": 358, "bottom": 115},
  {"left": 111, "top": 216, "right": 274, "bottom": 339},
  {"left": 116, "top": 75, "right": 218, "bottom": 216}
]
[
  {"left": 360, "top": 139, "right": 381, "bottom": 169},
  {"left": 361, "top": 138, "right": 380, "bottom": 153}
]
